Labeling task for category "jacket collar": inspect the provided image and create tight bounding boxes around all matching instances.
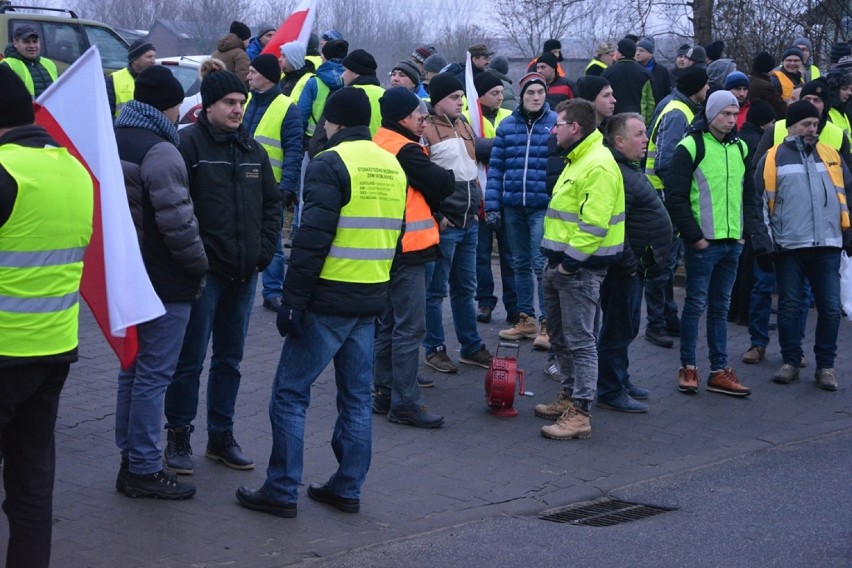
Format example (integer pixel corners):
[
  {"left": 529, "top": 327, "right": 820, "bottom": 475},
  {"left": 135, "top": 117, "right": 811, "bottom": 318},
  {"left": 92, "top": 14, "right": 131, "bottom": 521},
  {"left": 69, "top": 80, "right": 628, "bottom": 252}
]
[{"left": 325, "top": 125, "right": 372, "bottom": 150}]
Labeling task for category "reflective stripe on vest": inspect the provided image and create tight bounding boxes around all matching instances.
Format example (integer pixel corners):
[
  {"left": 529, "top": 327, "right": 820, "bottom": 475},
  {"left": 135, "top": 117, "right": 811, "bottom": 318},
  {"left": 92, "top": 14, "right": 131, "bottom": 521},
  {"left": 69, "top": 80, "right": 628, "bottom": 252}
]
[
  {"left": 645, "top": 100, "right": 694, "bottom": 190},
  {"left": 773, "top": 119, "right": 844, "bottom": 150},
  {"left": 828, "top": 107, "right": 851, "bottom": 143},
  {"left": 307, "top": 78, "right": 330, "bottom": 136},
  {"left": 112, "top": 68, "right": 135, "bottom": 118},
  {"left": 770, "top": 69, "right": 798, "bottom": 101},
  {"left": 373, "top": 127, "right": 440, "bottom": 253},
  {"left": 678, "top": 133, "right": 747, "bottom": 240},
  {"left": 2, "top": 57, "right": 57, "bottom": 97},
  {"left": 253, "top": 94, "right": 295, "bottom": 183},
  {"left": 317, "top": 140, "right": 406, "bottom": 283},
  {"left": 0, "top": 144, "right": 93, "bottom": 357},
  {"left": 353, "top": 84, "right": 385, "bottom": 136}
]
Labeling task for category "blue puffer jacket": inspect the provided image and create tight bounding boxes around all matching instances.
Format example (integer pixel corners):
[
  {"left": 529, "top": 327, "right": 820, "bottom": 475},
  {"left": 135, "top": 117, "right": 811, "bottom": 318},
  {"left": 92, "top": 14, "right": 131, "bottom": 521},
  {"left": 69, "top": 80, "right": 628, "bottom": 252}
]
[{"left": 485, "top": 105, "right": 557, "bottom": 211}]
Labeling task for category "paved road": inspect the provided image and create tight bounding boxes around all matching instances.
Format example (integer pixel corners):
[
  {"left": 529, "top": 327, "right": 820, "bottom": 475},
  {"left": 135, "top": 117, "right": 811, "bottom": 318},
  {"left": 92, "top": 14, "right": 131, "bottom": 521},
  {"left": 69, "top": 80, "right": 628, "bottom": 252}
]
[{"left": 1, "top": 283, "right": 850, "bottom": 567}]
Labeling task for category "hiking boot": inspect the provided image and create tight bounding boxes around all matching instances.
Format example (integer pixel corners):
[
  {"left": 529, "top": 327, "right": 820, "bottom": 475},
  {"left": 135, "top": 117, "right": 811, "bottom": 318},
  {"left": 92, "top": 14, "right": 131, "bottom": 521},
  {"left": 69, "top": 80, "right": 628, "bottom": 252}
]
[
  {"left": 506, "top": 312, "right": 521, "bottom": 325},
  {"left": 800, "top": 354, "right": 808, "bottom": 368},
  {"left": 773, "top": 363, "right": 800, "bottom": 384},
  {"left": 459, "top": 346, "right": 493, "bottom": 369},
  {"left": 741, "top": 345, "right": 766, "bottom": 364},
  {"left": 372, "top": 390, "right": 390, "bottom": 415},
  {"left": 706, "top": 368, "right": 751, "bottom": 397},
  {"left": 540, "top": 406, "right": 592, "bottom": 440},
  {"left": 534, "top": 390, "right": 572, "bottom": 419},
  {"left": 596, "top": 392, "right": 649, "bottom": 413},
  {"left": 645, "top": 328, "right": 674, "bottom": 348},
  {"left": 116, "top": 459, "right": 128, "bottom": 494},
  {"left": 532, "top": 319, "right": 550, "bottom": 351},
  {"left": 417, "top": 375, "right": 435, "bottom": 388},
  {"left": 544, "top": 355, "right": 563, "bottom": 382},
  {"left": 498, "top": 312, "right": 537, "bottom": 340},
  {"left": 476, "top": 305, "right": 492, "bottom": 323},
  {"left": 124, "top": 469, "right": 196, "bottom": 500},
  {"left": 164, "top": 426, "right": 193, "bottom": 475},
  {"left": 626, "top": 384, "right": 650, "bottom": 400},
  {"left": 677, "top": 366, "right": 699, "bottom": 394},
  {"left": 814, "top": 368, "right": 838, "bottom": 391},
  {"left": 307, "top": 483, "right": 360, "bottom": 513},
  {"left": 205, "top": 431, "right": 254, "bottom": 470},
  {"left": 424, "top": 347, "right": 457, "bottom": 374},
  {"left": 387, "top": 405, "right": 444, "bottom": 428},
  {"left": 236, "top": 486, "right": 297, "bottom": 518}
]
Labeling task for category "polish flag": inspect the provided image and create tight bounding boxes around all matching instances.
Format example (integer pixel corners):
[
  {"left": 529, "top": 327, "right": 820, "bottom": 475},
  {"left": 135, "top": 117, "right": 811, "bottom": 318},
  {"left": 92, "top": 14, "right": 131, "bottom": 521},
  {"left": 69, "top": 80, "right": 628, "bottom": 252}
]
[
  {"left": 464, "top": 51, "right": 488, "bottom": 191},
  {"left": 262, "top": 0, "right": 319, "bottom": 57},
  {"left": 34, "top": 46, "right": 165, "bottom": 368}
]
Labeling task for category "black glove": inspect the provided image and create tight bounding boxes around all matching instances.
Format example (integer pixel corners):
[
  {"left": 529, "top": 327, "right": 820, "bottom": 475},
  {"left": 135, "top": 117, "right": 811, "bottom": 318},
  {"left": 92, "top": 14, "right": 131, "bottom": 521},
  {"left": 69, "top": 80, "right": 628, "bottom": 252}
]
[
  {"left": 283, "top": 190, "right": 298, "bottom": 208},
  {"left": 756, "top": 253, "right": 775, "bottom": 273},
  {"left": 276, "top": 304, "right": 305, "bottom": 337}
]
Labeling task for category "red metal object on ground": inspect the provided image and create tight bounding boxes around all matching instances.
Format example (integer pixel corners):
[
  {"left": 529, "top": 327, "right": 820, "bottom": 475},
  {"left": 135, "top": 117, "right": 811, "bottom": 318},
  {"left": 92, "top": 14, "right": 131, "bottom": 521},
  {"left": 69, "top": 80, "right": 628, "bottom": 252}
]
[{"left": 484, "top": 341, "right": 533, "bottom": 417}]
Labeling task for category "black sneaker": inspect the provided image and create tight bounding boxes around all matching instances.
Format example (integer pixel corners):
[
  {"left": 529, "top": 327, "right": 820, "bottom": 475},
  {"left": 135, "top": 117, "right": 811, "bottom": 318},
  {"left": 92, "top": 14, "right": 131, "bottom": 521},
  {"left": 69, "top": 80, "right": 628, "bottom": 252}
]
[
  {"left": 205, "top": 431, "right": 254, "bottom": 470},
  {"left": 644, "top": 328, "right": 674, "bottom": 348},
  {"left": 459, "top": 346, "right": 493, "bottom": 369},
  {"left": 387, "top": 405, "right": 444, "bottom": 428},
  {"left": 476, "top": 305, "right": 493, "bottom": 323},
  {"left": 116, "top": 459, "right": 128, "bottom": 494},
  {"left": 124, "top": 469, "right": 196, "bottom": 499},
  {"left": 372, "top": 390, "right": 390, "bottom": 415},
  {"left": 306, "top": 483, "right": 360, "bottom": 513},
  {"left": 262, "top": 297, "right": 282, "bottom": 312},
  {"left": 416, "top": 375, "right": 435, "bottom": 388},
  {"left": 236, "top": 486, "right": 297, "bottom": 518},
  {"left": 164, "top": 426, "right": 194, "bottom": 475}
]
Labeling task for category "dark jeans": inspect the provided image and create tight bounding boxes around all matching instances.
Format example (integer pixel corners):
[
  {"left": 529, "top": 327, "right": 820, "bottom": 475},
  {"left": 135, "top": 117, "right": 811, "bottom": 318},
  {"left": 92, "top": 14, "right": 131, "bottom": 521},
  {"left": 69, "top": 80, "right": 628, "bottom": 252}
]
[
  {"left": 596, "top": 271, "right": 644, "bottom": 401},
  {"left": 475, "top": 219, "right": 517, "bottom": 315},
  {"left": 644, "top": 236, "right": 682, "bottom": 332},
  {"left": 776, "top": 247, "right": 842, "bottom": 369},
  {"left": 1, "top": 362, "right": 69, "bottom": 568}
]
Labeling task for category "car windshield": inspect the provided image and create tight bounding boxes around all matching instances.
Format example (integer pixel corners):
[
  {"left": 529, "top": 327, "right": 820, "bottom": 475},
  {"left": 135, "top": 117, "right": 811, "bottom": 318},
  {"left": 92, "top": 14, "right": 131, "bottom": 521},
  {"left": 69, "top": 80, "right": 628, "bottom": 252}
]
[{"left": 164, "top": 64, "right": 202, "bottom": 97}]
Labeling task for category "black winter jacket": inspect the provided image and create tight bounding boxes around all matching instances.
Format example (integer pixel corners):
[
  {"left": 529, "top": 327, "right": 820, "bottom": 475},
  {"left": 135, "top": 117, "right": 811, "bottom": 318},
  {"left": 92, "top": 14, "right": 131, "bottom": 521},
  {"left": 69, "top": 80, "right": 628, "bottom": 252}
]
[
  {"left": 177, "top": 113, "right": 281, "bottom": 281},
  {"left": 284, "top": 126, "right": 393, "bottom": 316}
]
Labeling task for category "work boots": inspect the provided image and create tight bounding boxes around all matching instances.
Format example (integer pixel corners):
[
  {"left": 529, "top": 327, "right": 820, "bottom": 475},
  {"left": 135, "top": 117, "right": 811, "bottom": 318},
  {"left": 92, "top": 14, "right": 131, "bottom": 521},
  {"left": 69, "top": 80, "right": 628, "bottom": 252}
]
[
  {"left": 206, "top": 430, "right": 254, "bottom": 470},
  {"left": 164, "top": 426, "right": 194, "bottom": 475}
]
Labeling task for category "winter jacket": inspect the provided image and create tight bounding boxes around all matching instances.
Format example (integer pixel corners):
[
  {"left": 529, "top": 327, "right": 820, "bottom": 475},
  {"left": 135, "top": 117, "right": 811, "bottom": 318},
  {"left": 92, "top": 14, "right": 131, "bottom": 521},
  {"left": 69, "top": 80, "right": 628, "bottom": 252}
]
[
  {"left": 737, "top": 121, "right": 764, "bottom": 164},
  {"left": 246, "top": 37, "right": 264, "bottom": 61},
  {"left": 280, "top": 62, "right": 315, "bottom": 98},
  {"left": 751, "top": 137, "right": 852, "bottom": 255},
  {"left": 115, "top": 102, "right": 208, "bottom": 303},
  {"left": 748, "top": 72, "right": 787, "bottom": 119},
  {"left": 707, "top": 59, "right": 737, "bottom": 91},
  {"left": 755, "top": 119, "right": 852, "bottom": 172},
  {"left": 212, "top": 33, "right": 250, "bottom": 85},
  {"left": 648, "top": 89, "right": 702, "bottom": 185},
  {"left": 243, "top": 85, "right": 304, "bottom": 193},
  {"left": 489, "top": 68, "right": 518, "bottom": 111},
  {"left": 643, "top": 58, "right": 673, "bottom": 105},
  {"left": 106, "top": 65, "right": 140, "bottom": 117},
  {"left": 611, "top": 148, "right": 673, "bottom": 278},
  {"left": 297, "top": 60, "right": 344, "bottom": 135},
  {"left": 545, "top": 134, "right": 568, "bottom": 196},
  {"left": 545, "top": 77, "right": 574, "bottom": 108},
  {"left": 602, "top": 58, "right": 656, "bottom": 123},
  {"left": 421, "top": 112, "right": 481, "bottom": 228},
  {"left": 665, "top": 124, "right": 757, "bottom": 245},
  {"left": 1, "top": 50, "right": 56, "bottom": 97},
  {"left": 283, "top": 126, "right": 399, "bottom": 316},
  {"left": 485, "top": 105, "right": 557, "bottom": 211},
  {"left": 177, "top": 112, "right": 281, "bottom": 281}
]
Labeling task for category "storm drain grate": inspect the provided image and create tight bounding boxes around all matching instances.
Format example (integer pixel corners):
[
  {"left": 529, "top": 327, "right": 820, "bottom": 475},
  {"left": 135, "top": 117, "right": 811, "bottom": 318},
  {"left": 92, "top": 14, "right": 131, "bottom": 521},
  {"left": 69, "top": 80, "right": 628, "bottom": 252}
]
[{"left": 540, "top": 498, "right": 675, "bottom": 527}]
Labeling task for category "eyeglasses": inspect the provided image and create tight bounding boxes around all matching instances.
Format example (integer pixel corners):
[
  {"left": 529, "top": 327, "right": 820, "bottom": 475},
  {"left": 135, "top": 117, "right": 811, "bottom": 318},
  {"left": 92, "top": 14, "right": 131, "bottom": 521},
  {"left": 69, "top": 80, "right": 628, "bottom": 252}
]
[
  {"left": 417, "top": 115, "right": 429, "bottom": 124},
  {"left": 555, "top": 120, "right": 575, "bottom": 127}
]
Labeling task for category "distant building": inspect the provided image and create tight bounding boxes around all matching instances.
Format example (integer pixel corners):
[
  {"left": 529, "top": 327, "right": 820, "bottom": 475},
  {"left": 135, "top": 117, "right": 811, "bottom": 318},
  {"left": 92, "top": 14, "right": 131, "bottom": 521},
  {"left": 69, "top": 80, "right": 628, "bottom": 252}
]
[{"left": 146, "top": 20, "right": 204, "bottom": 57}]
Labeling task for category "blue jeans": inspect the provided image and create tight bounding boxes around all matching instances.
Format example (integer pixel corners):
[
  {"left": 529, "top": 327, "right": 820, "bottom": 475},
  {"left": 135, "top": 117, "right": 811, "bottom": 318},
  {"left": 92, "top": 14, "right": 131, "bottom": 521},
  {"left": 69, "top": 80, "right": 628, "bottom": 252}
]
[
  {"left": 263, "top": 313, "right": 374, "bottom": 503},
  {"left": 262, "top": 207, "right": 285, "bottom": 301},
  {"left": 475, "top": 219, "right": 517, "bottom": 314},
  {"left": 116, "top": 303, "right": 191, "bottom": 475},
  {"left": 424, "top": 223, "right": 484, "bottom": 358},
  {"left": 644, "top": 236, "right": 682, "bottom": 331},
  {"left": 748, "top": 260, "right": 811, "bottom": 348},
  {"left": 776, "top": 248, "right": 841, "bottom": 369},
  {"left": 165, "top": 272, "right": 257, "bottom": 433},
  {"left": 596, "top": 271, "right": 644, "bottom": 401},
  {"left": 374, "top": 264, "right": 426, "bottom": 409},
  {"left": 503, "top": 207, "right": 547, "bottom": 319},
  {"left": 680, "top": 241, "right": 743, "bottom": 370},
  {"left": 543, "top": 265, "right": 606, "bottom": 403}
]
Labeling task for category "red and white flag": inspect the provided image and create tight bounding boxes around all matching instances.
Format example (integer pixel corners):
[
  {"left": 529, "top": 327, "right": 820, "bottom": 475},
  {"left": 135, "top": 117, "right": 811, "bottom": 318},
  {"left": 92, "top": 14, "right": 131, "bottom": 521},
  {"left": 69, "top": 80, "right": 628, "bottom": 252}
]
[
  {"left": 262, "top": 0, "right": 319, "bottom": 57},
  {"left": 464, "top": 51, "right": 488, "bottom": 191},
  {"left": 34, "top": 46, "right": 165, "bottom": 368}
]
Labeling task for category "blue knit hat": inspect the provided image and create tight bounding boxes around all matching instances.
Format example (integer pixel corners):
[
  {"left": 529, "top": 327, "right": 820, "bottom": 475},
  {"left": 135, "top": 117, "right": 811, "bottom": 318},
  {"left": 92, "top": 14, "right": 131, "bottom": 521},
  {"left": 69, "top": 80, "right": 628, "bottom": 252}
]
[{"left": 724, "top": 71, "right": 749, "bottom": 90}]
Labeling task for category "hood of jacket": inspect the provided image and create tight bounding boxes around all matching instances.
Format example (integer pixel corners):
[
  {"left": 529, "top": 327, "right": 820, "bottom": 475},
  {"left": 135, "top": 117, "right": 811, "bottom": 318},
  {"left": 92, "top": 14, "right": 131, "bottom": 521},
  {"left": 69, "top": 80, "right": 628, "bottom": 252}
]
[
  {"left": 316, "top": 60, "right": 344, "bottom": 89},
  {"left": 216, "top": 33, "right": 245, "bottom": 53}
]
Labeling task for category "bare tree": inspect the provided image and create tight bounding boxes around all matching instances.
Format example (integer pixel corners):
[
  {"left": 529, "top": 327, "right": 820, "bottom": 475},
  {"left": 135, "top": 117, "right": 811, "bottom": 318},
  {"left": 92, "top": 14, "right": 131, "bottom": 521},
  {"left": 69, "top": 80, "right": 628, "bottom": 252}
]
[
  {"left": 79, "top": 0, "right": 181, "bottom": 29},
  {"left": 179, "top": 0, "right": 250, "bottom": 53},
  {"left": 492, "top": 0, "right": 591, "bottom": 58}
]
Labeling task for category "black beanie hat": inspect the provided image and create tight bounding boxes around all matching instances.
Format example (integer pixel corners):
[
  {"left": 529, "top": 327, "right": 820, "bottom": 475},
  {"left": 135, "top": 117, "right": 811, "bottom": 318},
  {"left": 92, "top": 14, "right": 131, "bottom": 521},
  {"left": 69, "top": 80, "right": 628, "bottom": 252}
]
[
  {"left": 752, "top": 51, "right": 775, "bottom": 74},
  {"left": 201, "top": 67, "right": 248, "bottom": 109},
  {"left": 536, "top": 52, "right": 558, "bottom": 70},
  {"left": 392, "top": 60, "right": 421, "bottom": 85},
  {"left": 800, "top": 79, "right": 830, "bottom": 109},
  {"left": 830, "top": 41, "right": 852, "bottom": 64},
  {"left": 428, "top": 72, "right": 464, "bottom": 105},
  {"left": 128, "top": 39, "right": 155, "bottom": 63},
  {"left": 322, "top": 39, "right": 349, "bottom": 61},
  {"left": 782, "top": 47, "right": 804, "bottom": 62},
  {"left": 229, "top": 20, "right": 251, "bottom": 41},
  {"left": 342, "top": 49, "right": 377, "bottom": 76},
  {"left": 474, "top": 70, "right": 503, "bottom": 97},
  {"left": 251, "top": 54, "right": 281, "bottom": 84},
  {"left": 617, "top": 38, "right": 636, "bottom": 59},
  {"left": 134, "top": 66, "right": 184, "bottom": 111},
  {"left": 325, "top": 86, "right": 371, "bottom": 127},
  {"left": 704, "top": 40, "right": 724, "bottom": 61},
  {"left": 786, "top": 99, "right": 820, "bottom": 126},
  {"left": 0, "top": 64, "right": 35, "bottom": 128},
  {"left": 745, "top": 99, "right": 776, "bottom": 127},
  {"left": 543, "top": 39, "right": 562, "bottom": 52},
  {"left": 380, "top": 86, "right": 421, "bottom": 121},
  {"left": 576, "top": 75, "right": 609, "bottom": 102},
  {"left": 676, "top": 66, "right": 709, "bottom": 97}
]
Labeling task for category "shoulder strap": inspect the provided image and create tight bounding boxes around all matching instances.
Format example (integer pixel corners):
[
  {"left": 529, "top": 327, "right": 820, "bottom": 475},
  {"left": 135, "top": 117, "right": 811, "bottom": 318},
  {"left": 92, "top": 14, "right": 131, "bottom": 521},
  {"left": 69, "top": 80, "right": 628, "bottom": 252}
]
[{"left": 690, "top": 132, "right": 704, "bottom": 171}]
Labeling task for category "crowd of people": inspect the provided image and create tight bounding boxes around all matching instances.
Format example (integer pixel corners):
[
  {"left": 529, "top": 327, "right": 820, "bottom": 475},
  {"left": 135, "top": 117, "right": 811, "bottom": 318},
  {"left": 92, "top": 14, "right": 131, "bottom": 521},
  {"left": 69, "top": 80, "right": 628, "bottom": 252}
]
[{"left": 2, "top": 19, "right": 851, "bottom": 566}]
